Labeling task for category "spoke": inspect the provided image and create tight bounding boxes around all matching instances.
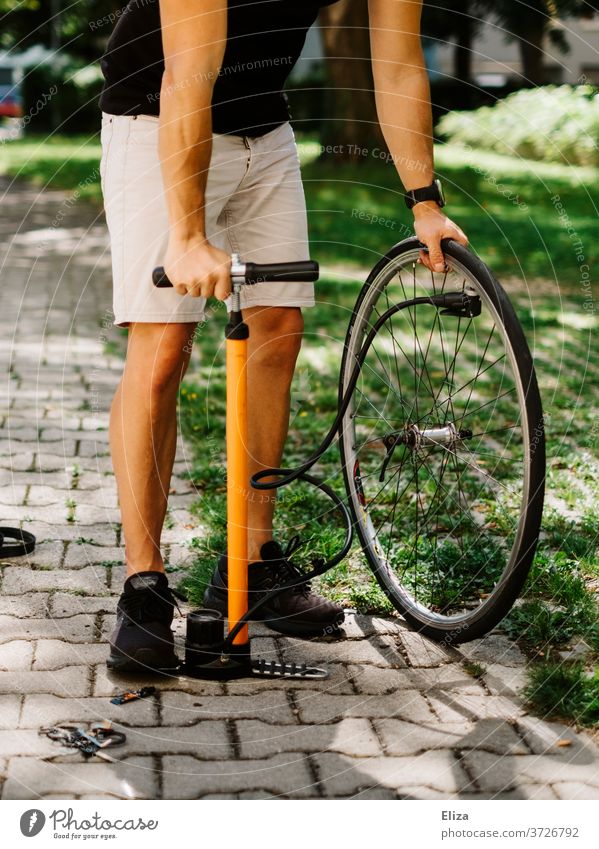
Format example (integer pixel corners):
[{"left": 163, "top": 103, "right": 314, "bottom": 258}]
[
  {"left": 448, "top": 385, "right": 516, "bottom": 423},
  {"left": 455, "top": 324, "right": 498, "bottom": 430},
  {"left": 434, "top": 353, "right": 508, "bottom": 412},
  {"left": 430, "top": 439, "right": 518, "bottom": 497}
]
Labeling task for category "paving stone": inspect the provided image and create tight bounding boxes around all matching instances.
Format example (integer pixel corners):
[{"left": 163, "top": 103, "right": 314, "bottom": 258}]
[
  {"left": 0, "top": 695, "right": 21, "bottom": 729},
  {"left": 27, "top": 485, "right": 117, "bottom": 508},
  {"left": 482, "top": 662, "right": 529, "bottom": 696},
  {"left": 280, "top": 634, "right": 406, "bottom": 668},
  {"left": 77, "top": 440, "right": 110, "bottom": 458},
  {"left": 399, "top": 629, "right": 457, "bottom": 667},
  {"left": 459, "top": 784, "right": 558, "bottom": 800},
  {"left": 461, "top": 751, "right": 599, "bottom": 793},
  {"left": 19, "top": 694, "right": 157, "bottom": 728},
  {"left": 0, "top": 427, "right": 40, "bottom": 442},
  {"left": 1, "top": 442, "right": 78, "bottom": 464},
  {"left": 116, "top": 723, "right": 231, "bottom": 759},
  {"left": 296, "top": 691, "right": 436, "bottom": 724},
  {"left": 2, "top": 565, "right": 108, "bottom": 595},
  {"left": 314, "top": 750, "right": 467, "bottom": 796},
  {"left": 420, "top": 663, "right": 489, "bottom": 694},
  {"left": 50, "top": 592, "right": 113, "bottom": 617},
  {"left": 40, "top": 428, "right": 109, "bottom": 443},
  {"left": 0, "top": 593, "right": 49, "bottom": 617},
  {"left": 0, "top": 452, "right": 34, "bottom": 471},
  {"left": 453, "top": 717, "right": 529, "bottom": 755},
  {"left": 375, "top": 719, "right": 473, "bottom": 755},
  {"left": 237, "top": 718, "right": 382, "bottom": 759},
  {"left": 348, "top": 663, "right": 484, "bottom": 696},
  {"left": 515, "top": 715, "right": 599, "bottom": 757},
  {"left": 160, "top": 690, "right": 297, "bottom": 726},
  {"left": 72, "top": 504, "right": 122, "bottom": 524},
  {"left": 394, "top": 785, "right": 459, "bottom": 800},
  {"left": 161, "top": 753, "right": 318, "bottom": 799},
  {"left": 553, "top": 782, "right": 599, "bottom": 800},
  {"left": 6, "top": 540, "right": 65, "bottom": 569},
  {"left": 33, "top": 641, "right": 108, "bottom": 671},
  {"left": 93, "top": 664, "right": 225, "bottom": 698},
  {"left": 339, "top": 614, "right": 404, "bottom": 640},
  {"left": 63, "top": 544, "right": 123, "bottom": 568},
  {"left": 7, "top": 521, "right": 118, "bottom": 544},
  {"left": 0, "top": 614, "right": 95, "bottom": 644},
  {"left": 0, "top": 640, "right": 34, "bottom": 671},
  {"left": 0, "top": 665, "right": 90, "bottom": 697},
  {"left": 460, "top": 634, "right": 526, "bottom": 667},
  {"left": 427, "top": 692, "right": 526, "bottom": 723},
  {"left": 2, "top": 756, "right": 156, "bottom": 799},
  {"left": 0, "top": 485, "right": 27, "bottom": 505},
  {"left": 0, "top": 729, "right": 74, "bottom": 758}
]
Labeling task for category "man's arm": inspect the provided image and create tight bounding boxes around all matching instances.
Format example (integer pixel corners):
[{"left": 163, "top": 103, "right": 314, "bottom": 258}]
[
  {"left": 159, "top": 0, "right": 231, "bottom": 299},
  {"left": 368, "top": 0, "right": 467, "bottom": 272}
]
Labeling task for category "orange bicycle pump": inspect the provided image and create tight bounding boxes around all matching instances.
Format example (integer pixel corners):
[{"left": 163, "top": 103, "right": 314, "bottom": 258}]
[
  {"left": 225, "top": 253, "right": 250, "bottom": 654},
  {"left": 153, "top": 256, "right": 332, "bottom": 680}
]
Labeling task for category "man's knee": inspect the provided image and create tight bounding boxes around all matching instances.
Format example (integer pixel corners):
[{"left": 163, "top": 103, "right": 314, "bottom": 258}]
[
  {"left": 124, "top": 322, "right": 196, "bottom": 394},
  {"left": 247, "top": 307, "right": 304, "bottom": 368}
]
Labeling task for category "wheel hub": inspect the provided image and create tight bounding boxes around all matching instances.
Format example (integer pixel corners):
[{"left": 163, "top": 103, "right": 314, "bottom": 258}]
[{"left": 380, "top": 424, "right": 472, "bottom": 480}]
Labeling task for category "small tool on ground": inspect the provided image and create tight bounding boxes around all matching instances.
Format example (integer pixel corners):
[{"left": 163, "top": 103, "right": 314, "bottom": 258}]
[
  {"left": 39, "top": 722, "right": 126, "bottom": 762},
  {"left": 110, "top": 686, "right": 157, "bottom": 705}
]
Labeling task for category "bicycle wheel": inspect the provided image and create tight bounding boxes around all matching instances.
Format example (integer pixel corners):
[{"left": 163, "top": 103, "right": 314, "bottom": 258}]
[{"left": 339, "top": 237, "right": 545, "bottom": 644}]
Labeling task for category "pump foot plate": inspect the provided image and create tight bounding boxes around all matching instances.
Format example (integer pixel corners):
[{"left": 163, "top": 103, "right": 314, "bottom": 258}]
[{"left": 251, "top": 658, "right": 328, "bottom": 679}]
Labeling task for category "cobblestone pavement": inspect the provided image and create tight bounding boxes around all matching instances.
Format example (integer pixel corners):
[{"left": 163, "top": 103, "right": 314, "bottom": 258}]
[{"left": 1, "top": 176, "right": 598, "bottom": 801}]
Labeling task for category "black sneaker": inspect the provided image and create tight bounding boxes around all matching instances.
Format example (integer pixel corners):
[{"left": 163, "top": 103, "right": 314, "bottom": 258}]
[
  {"left": 107, "top": 571, "right": 180, "bottom": 673},
  {"left": 203, "top": 537, "right": 345, "bottom": 637}
]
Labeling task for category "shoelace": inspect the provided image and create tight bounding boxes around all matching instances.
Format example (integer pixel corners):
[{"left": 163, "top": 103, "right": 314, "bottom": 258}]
[
  {"left": 266, "top": 535, "right": 313, "bottom": 598},
  {"left": 119, "top": 586, "right": 180, "bottom": 624}
]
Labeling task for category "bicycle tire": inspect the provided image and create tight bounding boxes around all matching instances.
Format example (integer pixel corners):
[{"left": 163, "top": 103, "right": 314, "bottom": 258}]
[{"left": 338, "top": 237, "right": 545, "bottom": 644}]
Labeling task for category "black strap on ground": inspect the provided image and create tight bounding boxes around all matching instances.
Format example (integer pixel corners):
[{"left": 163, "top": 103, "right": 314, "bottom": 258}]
[{"left": 0, "top": 527, "right": 36, "bottom": 557}]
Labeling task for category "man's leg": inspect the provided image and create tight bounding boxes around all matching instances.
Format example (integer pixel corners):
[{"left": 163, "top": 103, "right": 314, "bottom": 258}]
[
  {"left": 242, "top": 305, "right": 303, "bottom": 561},
  {"left": 107, "top": 321, "right": 198, "bottom": 671},
  {"left": 110, "top": 321, "right": 196, "bottom": 575}
]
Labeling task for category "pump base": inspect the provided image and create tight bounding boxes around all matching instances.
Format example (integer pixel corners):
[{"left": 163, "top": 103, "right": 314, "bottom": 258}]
[
  {"left": 182, "top": 656, "right": 328, "bottom": 681},
  {"left": 182, "top": 609, "right": 329, "bottom": 680}
]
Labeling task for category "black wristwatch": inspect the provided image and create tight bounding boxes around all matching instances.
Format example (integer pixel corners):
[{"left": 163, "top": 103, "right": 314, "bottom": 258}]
[{"left": 404, "top": 178, "right": 446, "bottom": 210}]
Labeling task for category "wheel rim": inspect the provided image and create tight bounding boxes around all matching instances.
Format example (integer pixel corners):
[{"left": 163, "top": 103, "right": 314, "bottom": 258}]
[{"left": 341, "top": 248, "right": 538, "bottom": 632}]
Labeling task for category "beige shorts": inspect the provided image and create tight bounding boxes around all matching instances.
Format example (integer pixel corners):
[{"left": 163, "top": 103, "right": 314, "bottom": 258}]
[{"left": 99, "top": 113, "right": 314, "bottom": 327}]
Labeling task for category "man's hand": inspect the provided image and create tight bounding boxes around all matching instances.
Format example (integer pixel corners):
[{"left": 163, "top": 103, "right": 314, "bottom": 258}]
[
  {"left": 163, "top": 237, "right": 232, "bottom": 300},
  {"left": 413, "top": 201, "right": 468, "bottom": 273}
]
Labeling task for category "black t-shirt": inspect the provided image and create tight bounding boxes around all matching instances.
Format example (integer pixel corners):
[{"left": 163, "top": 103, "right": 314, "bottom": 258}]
[{"left": 99, "top": 0, "right": 337, "bottom": 136}]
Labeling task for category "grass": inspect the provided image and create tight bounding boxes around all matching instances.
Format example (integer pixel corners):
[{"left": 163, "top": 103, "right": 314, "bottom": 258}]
[
  {"left": 0, "top": 133, "right": 102, "bottom": 201},
  {"left": 296, "top": 136, "right": 599, "bottom": 282},
  {"left": 523, "top": 661, "right": 599, "bottom": 726}
]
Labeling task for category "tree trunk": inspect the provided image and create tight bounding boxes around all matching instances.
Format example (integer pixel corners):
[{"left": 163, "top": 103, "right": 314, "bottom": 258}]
[
  {"left": 318, "top": 0, "right": 386, "bottom": 161},
  {"left": 519, "top": 23, "right": 546, "bottom": 85},
  {"left": 454, "top": 13, "right": 473, "bottom": 83}
]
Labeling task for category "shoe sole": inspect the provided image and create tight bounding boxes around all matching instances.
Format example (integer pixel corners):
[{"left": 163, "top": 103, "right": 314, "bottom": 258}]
[
  {"left": 203, "top": 586, "right": 345, "bottom": 638},
  {"left": 107, "top": 648, "right": 180, "bottom": 674}
]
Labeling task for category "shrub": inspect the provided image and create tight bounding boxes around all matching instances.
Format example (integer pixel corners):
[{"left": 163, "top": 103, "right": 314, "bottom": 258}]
[{"left": 438, "top": 85, "right": 599, "bottom": 167}]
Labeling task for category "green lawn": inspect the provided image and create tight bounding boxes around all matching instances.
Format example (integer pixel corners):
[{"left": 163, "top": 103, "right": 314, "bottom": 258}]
[
  {"left": 0, "top": 133, "right": 103, "bottom": 201},
  {"left": 297, "top": 137, "right": 599, "bottom": 283}
]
